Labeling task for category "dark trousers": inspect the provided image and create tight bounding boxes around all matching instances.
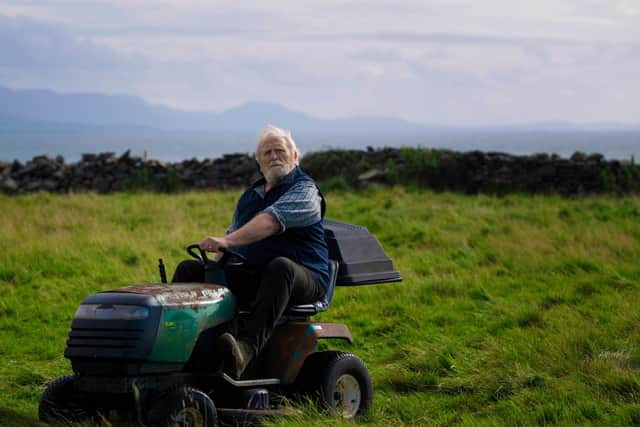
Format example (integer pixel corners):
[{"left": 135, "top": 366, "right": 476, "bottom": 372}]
[{"left": 172, "top": 257, "right": 325, "bottom": 353}]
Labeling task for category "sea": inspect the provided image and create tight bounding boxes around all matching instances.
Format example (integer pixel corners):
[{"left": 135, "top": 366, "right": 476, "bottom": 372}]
[{"left": 1, "top": 129, "right": 638, "bottom": 164}]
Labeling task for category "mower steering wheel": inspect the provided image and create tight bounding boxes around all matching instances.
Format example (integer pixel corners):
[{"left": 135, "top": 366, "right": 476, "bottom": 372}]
[{"left": 186, "top": 243, "right": 247, "bottom": 266}]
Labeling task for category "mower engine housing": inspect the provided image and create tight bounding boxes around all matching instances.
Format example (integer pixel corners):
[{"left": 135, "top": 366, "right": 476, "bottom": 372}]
[{"left": 64, "top": 284, "right": 236, "bottom": 376}]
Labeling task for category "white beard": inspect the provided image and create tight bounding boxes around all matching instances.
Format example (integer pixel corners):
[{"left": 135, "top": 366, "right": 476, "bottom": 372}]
[{"left": 262, "top": 163, "right": 295, "bottom": 184}]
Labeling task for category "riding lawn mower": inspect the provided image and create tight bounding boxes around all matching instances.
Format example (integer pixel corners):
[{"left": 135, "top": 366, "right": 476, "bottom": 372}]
[{"left": 39, "top": 219, "right": 401, "bottom": 426}]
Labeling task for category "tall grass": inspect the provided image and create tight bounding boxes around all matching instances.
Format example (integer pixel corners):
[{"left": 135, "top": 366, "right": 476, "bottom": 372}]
[{"left": 1, "top": 188, "right": 639, "bottom": 426}]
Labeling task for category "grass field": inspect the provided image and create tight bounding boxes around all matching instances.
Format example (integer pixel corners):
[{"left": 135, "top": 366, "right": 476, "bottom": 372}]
[{"left": 1, "top": 187, "right": 639, "bottom": 426}]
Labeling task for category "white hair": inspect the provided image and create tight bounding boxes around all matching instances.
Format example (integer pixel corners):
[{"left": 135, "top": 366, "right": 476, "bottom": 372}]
[{"left": 256, "top": 125, "right": 300, "bottom": 165}]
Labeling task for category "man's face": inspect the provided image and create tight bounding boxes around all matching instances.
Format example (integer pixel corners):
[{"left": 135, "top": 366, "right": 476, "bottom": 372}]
[{"left": 258, "top": 136, "right": 298, "bottom": 183}]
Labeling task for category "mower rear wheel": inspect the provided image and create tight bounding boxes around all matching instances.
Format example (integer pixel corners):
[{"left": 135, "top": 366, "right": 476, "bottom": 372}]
[
  {"left": 147, "top": 386, "right": 217, "bottom": 427},
  {"left": 39, "top": 374, "right": 97, "bottom": 424},
  {"left": 298, "top": 351, "right": 373, "bottom": 418}
]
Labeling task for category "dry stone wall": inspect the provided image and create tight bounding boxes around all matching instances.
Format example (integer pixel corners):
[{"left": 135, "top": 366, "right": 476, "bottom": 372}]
[
  {"left": 1, "top": 148, "right": 638, "bottom": 195},
  {"left": 0, "top": 151, "right": 262, "bottom": 194},
  {"left": 301, "top": 148, "right": 640, "bottom": 195}
]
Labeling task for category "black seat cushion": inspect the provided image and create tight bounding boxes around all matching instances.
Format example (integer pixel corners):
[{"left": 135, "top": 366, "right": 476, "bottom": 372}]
[{"left": 284, "top": 260, "right": 338, "bottom": 316}]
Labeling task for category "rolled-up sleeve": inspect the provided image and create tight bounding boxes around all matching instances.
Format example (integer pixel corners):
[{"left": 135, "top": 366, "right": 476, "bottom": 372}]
[{"left": 263, "top": 182, "right": 322, "bottom": 232}]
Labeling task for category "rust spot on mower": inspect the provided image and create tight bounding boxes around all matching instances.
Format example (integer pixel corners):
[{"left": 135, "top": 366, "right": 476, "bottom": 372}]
[{"left": 110, "top": 283, "right": 228, "bottom": 306}]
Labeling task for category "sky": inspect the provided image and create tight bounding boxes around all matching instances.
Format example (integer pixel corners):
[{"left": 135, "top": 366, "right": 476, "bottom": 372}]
[{"left": 0, "top": 0, "right": 639, "bottom": 125}]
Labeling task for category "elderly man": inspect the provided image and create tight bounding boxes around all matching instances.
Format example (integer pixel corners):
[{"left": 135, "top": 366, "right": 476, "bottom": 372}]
[{"left": 172, "top": 125, "right": 329, "bottom": 378}]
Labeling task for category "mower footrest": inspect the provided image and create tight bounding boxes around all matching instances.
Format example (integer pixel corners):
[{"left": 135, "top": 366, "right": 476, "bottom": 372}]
[{"left": 221, "top": 373, "right": 280, "bottom": 387}]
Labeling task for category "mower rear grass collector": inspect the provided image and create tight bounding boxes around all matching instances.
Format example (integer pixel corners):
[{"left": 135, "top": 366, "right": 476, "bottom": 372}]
[{"left": 39, "top": 220, "right": 401, "bottom": 426}]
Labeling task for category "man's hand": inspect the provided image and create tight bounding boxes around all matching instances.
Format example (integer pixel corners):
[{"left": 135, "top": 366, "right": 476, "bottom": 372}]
[{"left": 199, "top": 236, "right": 229, "bottom": 253}]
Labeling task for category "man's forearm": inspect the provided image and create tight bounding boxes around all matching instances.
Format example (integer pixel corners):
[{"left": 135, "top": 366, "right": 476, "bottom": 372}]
[{"left": 224, "top": 212, "right": 280, "bottom": 248}]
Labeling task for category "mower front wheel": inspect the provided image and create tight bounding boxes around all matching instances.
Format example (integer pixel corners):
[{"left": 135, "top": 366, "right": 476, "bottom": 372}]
[
  {"left": 298, "top": 351, "right": 373, "bottom": 419},
  {"left": 39, "top": 374, "right": 97, "bottom": 424},
  {"left": 147, "top": 386, "right": 218, "bottom": 427}
]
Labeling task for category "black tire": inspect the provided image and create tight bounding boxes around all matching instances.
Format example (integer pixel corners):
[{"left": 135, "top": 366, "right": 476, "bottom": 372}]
[
  {"left": 147, "top": 386, "right": 218, "bottom": 427},
  {"left": 297, "top": 351, "right": 373, "bottom": 419},
  {"left": 39, "top": 374, "right": 96, "bottom": 424}
]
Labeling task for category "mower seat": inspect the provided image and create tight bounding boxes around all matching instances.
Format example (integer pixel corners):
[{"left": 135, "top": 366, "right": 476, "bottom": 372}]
[{"left": 284, "top": 260, "right": 338, "bottom": 316}]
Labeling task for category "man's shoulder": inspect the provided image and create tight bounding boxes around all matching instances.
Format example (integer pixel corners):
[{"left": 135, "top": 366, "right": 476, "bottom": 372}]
[
  {"left": 284, "top": 178, "right": 320, "bottom": 200},
  {"left": 294, "top": 168, "right": 321, "bottom": 187},
  {"left": 290, "top": 179, "right": 317, "bottom": 190}
]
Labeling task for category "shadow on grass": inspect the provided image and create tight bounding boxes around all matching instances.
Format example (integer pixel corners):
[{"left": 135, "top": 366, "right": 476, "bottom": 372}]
[{"left": 0, "top": 407, "right": 41, "bottom": 427}]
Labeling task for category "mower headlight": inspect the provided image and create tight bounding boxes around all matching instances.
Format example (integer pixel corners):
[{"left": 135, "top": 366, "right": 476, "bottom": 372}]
[{"left": 74, "top": 304, "right": 150, "bottom": 320}]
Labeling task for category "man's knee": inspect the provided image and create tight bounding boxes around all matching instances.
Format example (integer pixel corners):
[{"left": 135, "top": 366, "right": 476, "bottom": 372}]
[
  {"left": 262, "top": 257, "right": 297, "bottom": 294},
  {"left": 172, "top": 259, "right": 203, "bottom": 283},
  {"left": 176, "top": 259, "right": 199, "bottom": 272},
  {"left": 265, "top": 257, "right": 296, "bottom": 277}
]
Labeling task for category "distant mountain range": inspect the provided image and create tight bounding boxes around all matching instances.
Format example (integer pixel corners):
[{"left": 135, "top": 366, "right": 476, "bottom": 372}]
[
  {"left": 2, "top": 85, "right": 638, "bottom": 133},
  {"left": 0, "top": 85, "right": 427, "bottom": 132}
]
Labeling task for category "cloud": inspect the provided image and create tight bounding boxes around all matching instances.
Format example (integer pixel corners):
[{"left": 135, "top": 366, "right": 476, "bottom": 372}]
[
  {"left": 306, "top": 31, "right": 556, "bottom": 46},
  {"left": 0, "top": 1, "right": 638, "bottom": 124},
  {"left": 0, "top": 14, "right": 146, "bottom": 94},
  {"left": 0, "top": 15, "right": 133, "bottom": 69},
  {"left": 309, "top": 30, "right": 640, "bottom": 53}
]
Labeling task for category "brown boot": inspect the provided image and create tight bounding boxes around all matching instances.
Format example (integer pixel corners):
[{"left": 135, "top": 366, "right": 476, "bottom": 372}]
[{"left": 216, "top": 333, "right": 255, "bottom": 379}]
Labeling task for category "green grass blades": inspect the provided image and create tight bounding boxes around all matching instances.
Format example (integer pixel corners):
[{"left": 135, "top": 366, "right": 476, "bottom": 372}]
[{"left": 1, "top": 189, "right": 639, "bottom": 426}]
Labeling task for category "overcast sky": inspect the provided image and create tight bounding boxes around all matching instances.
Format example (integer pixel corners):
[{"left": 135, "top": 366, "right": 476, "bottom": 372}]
[{"left": 0, "top": 0, "right": 638, "bottom": 125}]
